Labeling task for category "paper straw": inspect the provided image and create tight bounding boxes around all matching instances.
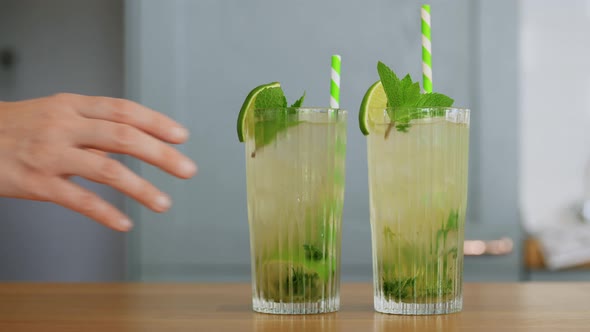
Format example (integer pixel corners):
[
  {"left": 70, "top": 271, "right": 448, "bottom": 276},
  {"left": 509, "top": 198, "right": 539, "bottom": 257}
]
[
  {"left": 421, "top": 4, "right": 433, "bottom": 93},
  {"left": 330, "top": 55, "right": 341, "bottom": 109}
]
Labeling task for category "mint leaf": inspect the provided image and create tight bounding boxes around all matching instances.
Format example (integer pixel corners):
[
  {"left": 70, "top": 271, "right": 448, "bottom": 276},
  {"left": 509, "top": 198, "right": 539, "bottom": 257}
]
[
  {"left": 377, "top": 61, "right": 455, "bottom": 135},
  {"left": 416, "top": 93, "right": 454, "bottom": 108},
  {"left": 303, "top": 244, "right": 324, "bottom": 261},
  {"left": 253, "top": 109, "right": 298, "bottom": 153},
  {"left": 405, "top": 82, "right": 421, "bottom": 106},
  {"left": 382, "top": 277, "right": 416, "bottom": 300},
  {"left": 445, "top": 210, "right": 459, "bottom": 231},
  {"left": 253, "top": 86, "right": 289, "bottom": 153},
  {"left": 249, "top": 85, "right": 311, "bottom": 156},
  {"left": 290, "top": 91, "right": 306, "bottom": 107},
  {"left": 255, "top": 87, "right": 287, "bottom": 109},
  {"left": 395, "top": 123, "right": 411, "bottom": 133},
  {"left": 377, "top": 61, "right": 402, "bottom": 107},
  {"left": 251, "top": 86, "right": 304, "bottom": 157},
  {"left": 289, "top": 267, "right": 321, "bottom": 299}
]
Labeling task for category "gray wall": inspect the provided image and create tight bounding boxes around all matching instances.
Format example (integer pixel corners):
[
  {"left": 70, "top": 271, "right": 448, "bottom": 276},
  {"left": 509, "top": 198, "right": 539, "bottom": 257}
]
[
  {"left": 464, "top": 1, "right": 522, "bottom": 281},
  {"left": 0, "top": 0, "right": 125, "bottom": 281},
  {"left": 125, "top": 0, "right": 521, "bottom": 281},
  {"left": 0, "top": 0, "right": 523, "bottom": 282}
]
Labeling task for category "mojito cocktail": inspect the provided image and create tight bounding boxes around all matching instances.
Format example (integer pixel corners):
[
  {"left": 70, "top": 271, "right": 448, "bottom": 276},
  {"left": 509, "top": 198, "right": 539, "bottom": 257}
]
[
  {"left": 367, "top": 107, "right": 469, "bottom": 314},
  {"left": 246, "top": 108, "right": 346, "bottom": 314},
  {"left": 359, "top": 62, "right": 470, "bottom": 315},
  {"left": 238, "top": 83, "right": 347, "bottom": 314}
]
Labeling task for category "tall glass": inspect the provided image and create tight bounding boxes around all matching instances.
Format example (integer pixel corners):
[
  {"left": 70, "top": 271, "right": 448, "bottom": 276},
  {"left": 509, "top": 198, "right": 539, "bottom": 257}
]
[
  {"left": 366, "top": 107, "right": 470, "bottom": 315},
  {"left": 244, "top": 108, "right": 347, "bottom": 314}
]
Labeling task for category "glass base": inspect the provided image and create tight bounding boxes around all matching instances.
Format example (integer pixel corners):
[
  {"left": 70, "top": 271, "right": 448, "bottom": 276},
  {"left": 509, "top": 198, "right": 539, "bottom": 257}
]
[
  {"left": 374, "top": 296, "right": 462, "bottom": 315},
  {"left": 253, "top": 297, "right": 339, "bottom": 315}
]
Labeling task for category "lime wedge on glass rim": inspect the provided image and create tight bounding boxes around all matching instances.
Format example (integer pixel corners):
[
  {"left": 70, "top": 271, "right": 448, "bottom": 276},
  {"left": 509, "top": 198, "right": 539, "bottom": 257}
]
[
  {"left": 358, "top": 80, "right": 387, "bottom": 135},
  {"left": 236, "top": 81, "right": 281, "bottom": 142}
]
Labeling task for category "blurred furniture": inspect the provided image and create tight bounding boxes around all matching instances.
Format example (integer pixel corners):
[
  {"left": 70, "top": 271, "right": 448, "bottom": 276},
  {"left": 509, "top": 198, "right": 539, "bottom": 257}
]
[
  {"left": 1, "top": 283, "right": 589, "bottom": 331},
  {"left": 524, "top": 237, "right": 548, "bottom": 269},
  {"left": 519, "top": 1, "right": 590, "bottom": 281},
  {"left": 523, "top": 236, "right": 590, "bottom": 281}
]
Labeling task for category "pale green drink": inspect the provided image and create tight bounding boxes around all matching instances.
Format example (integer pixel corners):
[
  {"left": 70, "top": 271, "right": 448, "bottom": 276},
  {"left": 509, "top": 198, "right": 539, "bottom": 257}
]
[
  {"left": 245, "top": 108, "right": 347, "bottom": 314},
  {"left": 367, "top": 107, "right": 470, "bottom": 314}
]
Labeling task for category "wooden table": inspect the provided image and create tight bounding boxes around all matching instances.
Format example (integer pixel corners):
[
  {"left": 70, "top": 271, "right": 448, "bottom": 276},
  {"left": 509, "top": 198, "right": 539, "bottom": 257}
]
[{"left": 1, "top": 283, "right": 589, "bottom": 331}]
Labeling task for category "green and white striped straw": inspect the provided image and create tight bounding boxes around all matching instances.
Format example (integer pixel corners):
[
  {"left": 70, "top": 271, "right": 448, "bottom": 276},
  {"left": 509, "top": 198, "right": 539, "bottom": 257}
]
[
  {"left": 421, "top": 4, "right": 433, "bottom": 93},
  {"left": 330, "top": 54, "right": 341, "bottom": 109}
]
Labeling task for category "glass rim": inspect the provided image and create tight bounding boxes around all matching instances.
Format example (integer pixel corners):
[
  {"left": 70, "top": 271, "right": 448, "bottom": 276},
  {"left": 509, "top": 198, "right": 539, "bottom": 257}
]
[
  {"left": 368, "top": 106, "right": 470, "bottom": 112},
  {"left": 367, "top": 107, "right": 470, "bottom": 125},
  {"left": 254, "top": 107, "right": 348, "bottom": 115}
]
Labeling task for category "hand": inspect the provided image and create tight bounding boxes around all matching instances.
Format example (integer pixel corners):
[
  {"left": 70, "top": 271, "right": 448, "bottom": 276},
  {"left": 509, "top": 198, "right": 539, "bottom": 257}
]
[{"left": 0, "top": 93, "right": 197, "bottom": 231}]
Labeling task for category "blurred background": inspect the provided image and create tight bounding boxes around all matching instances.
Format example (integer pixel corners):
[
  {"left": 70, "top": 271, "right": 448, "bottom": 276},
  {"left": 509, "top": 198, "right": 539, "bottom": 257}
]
[{"left": 0, "top": 0, "right": 589, "bottom": 282}]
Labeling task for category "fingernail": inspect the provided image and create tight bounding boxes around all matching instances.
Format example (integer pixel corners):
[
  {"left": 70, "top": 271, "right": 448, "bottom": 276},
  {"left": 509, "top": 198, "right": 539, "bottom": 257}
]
[
  {"left": 179, "top": 160, "right": 197, "bottom": 177},
  {"left": 171, "top": 126, "right": 189, "bottom": 141},
  {"left": 155, "top": 194, "right": 172, "bottom": 211},
  {"left": 119, "top": 218, "right": 133, "bottom": 230}
]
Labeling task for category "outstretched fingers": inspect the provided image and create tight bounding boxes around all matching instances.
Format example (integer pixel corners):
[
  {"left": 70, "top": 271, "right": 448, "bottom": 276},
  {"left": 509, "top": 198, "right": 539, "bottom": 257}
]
[
  {"left": 48, "top": 177, "right": 134, "bottom": 232},
  {"left": 73, "top": 95, "right": 190, "bottom": 144},
  {"left": 61, "top": 149, "right": 172, "bottom": 213}
]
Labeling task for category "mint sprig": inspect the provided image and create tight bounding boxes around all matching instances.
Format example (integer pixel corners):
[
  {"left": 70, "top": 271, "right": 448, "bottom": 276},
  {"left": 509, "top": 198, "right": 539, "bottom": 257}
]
[
  {"left": 381, "top": 209, "right": 461, "bottom": 302},
  {"left": 251, "top": 87, "right": 306, "bottom": 157},
  {"left": 377, "top": 61, "right": 454, "bottom": 136},
  {"left": 303, "top": 244, "right": 324, "bottom": 261},
  {"left": 290, "top": 91, "right": 306, "bottom": 108}
]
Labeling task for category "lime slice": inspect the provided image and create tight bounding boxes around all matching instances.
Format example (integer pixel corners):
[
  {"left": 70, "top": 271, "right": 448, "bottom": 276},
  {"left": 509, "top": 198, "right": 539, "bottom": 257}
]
[
  {"left": 359, "top": 80, "right": 387, "bottom": 135},
  {"left": 237, "top": 82, "right": 281, "bottom": 142}
]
